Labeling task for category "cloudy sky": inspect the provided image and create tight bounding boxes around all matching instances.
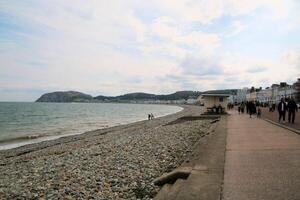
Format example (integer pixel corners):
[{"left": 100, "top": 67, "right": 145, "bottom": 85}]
[{"left": 1, "top": 0, "right": 300, "bottom": 101}]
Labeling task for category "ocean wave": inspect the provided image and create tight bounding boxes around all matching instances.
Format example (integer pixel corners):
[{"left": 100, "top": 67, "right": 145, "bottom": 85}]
[
  {"left": 0, "top": 103, "right": 182, "bottom": 149},
  {"left": 0, "top": 134, "right": 46, "bottom": 144}
]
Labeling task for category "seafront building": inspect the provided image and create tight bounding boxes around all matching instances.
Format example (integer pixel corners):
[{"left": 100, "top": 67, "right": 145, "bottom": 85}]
[
  {"left": 131, "top": 98, "right": 197, "bottom": 105},
  {"left": 232, "top": 78, "right": 300, "bottom": 104},
  {"left": 294, "top": 78, "right": 300, "bottom": 102},
  {"left": 236, "top": 88, "right": 248, "bottom": 102}
]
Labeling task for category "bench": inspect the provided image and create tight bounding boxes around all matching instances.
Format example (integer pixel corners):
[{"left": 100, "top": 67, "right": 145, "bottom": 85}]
[{"left": 206, "top": 107, "right": 225, "bottom": 114}]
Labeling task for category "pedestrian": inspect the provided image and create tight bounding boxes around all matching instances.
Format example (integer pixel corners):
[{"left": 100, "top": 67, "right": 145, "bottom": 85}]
[
  {"left": 287, "top": 97, "right": 298, "bottom": 123},
  {"left": 148, "top": 114, "right": 151, "bottom": 120},
  {"left": 218, "top": 104, "right": 223, "bottom": 114},
  {"left": 238, "top": 105, "right": 241, "bottom": 114},
  {"left": 272, "top": 103, "right": 276, "bottom": 112},
  {"left": 248, "top": 101, "right": 255, "bottom": 118},
  {"left": 150, "top": 113, "right": 154, "bottom": 120},
  {"left": 241, "top": 102, "right": 245, "bottom": 113},
  {"left": 277, "top": 98, "right": 287, "bottom": 123},
  {"left": 246, "top": 101, "right": 249, "bottom": 114},
  {"left": 253, "top": 103, "right": 257, "bottom": 115},
  {"left": 257, "top": 107, "right": 261, "bottom": 118},
  {"left": 213, "top": 104, "right": 217, "bottom": 113}
]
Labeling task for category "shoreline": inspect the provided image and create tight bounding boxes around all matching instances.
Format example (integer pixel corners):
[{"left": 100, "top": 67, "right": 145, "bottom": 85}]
[
  {"left": 1, "top": 105, "right": 187, "bottom": 154},
  {"left": 0, "top": 105, "right": 211, "bottom": 199},
  {"left": 0, "top": 104, "right": 183, "bottom": 151}
]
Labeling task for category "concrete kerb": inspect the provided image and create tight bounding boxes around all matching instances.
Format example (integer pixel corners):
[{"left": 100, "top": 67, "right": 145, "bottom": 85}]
[
  {"left": 263, "top": 118, "right": 300, "bottom": 135},
  {"left": 154, "top": 119, "right": 219, "bottom": 187}
]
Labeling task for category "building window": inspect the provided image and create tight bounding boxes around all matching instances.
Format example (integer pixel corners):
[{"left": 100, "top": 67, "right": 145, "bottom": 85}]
[{"left": 219, "top": 97, "right": 224, "bottom": 102}]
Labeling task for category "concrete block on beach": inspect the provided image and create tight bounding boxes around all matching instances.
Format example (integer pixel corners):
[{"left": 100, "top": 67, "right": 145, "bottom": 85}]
[{"left": 153, "top": 167, "right": 192, "bottom": 186}]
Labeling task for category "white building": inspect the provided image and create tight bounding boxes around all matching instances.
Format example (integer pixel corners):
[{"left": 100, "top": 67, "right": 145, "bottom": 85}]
[
  {"left": 228, "top": 95, "right": 237, "bottom": 104},
  {"left": 236, "top": 88, "right": 248, "bottom": 103},
  {"left": 186, "top": 98, "right": 198, "bottom": 104},
  {"left": 278, "top": 86, "right": 295, "bottom": 99},
  {"left": 256, "top": 88, "right": 272, "bottom": 103},
  {"left": 198, "top": 92, "right": 230, "bottom": 113}
]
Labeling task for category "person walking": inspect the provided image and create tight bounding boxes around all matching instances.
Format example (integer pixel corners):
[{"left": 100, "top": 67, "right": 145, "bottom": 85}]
[
  {"left": 277, "top": 98, "right": 287, "bottom": 123},
  {"left": 241, "top": 102, "right": 245, "bottom": 113},
  {"left": 253, "top": 102, "right": 257, "bottom": 115},
  {"left": 246, "top": 101, "right": 249, "bottom": 114},
  {"left": 248, "top": 101, "right": 255, "bottom": 118},
  {"left": 287, "top": 97, "right": 298, "bottom": 123},
  {"left": 150, "top": 113, "right": 154, "bottom": 120},
  {"left": 272, "top": 103, "right": 276, "bottom": 112},
  {"left": 257, "top": 107, "right": 262, "bottom": 118}
]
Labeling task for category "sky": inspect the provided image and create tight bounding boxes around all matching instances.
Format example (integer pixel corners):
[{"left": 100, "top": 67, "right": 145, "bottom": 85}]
[{"left": 0, "top": 0, "right": 300, "bottom": 101}]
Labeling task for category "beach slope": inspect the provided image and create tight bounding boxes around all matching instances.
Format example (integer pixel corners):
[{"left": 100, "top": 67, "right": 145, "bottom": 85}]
[{"left": 0, "top": 105, "right": 213, "bottom": 199}]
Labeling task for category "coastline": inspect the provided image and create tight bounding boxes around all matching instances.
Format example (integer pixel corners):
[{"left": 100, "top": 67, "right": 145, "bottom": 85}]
[
  {"left": 0, "top": 105, "right": 212, "bottom": 199},
  {"left": 0, "top": 103, "right": 183, "bottom": 151}
]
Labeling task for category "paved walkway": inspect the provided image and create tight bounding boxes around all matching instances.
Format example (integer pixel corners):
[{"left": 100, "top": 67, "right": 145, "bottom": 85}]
[
  {"left": 261, "top": 107, "right": 300, "bottom": 131},
  {"left": 223, "top": 111, "right": 300, "bottom": 200}
]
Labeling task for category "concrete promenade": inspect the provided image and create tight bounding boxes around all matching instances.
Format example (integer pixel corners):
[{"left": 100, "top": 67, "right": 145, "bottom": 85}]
[
  {"left": 223, "top": 111, "right": 300, "bottom": 200},
  {"left": 261, "top": 107, "right": 300, "bottom": 132}
]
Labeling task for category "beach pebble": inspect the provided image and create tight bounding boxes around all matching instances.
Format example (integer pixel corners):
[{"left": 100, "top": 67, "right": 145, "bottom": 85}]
[{"left": 0, "top": 106, "right": 210, "bottom": 199}]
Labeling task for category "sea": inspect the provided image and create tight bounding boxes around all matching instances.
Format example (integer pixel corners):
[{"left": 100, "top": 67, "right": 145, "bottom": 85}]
[{"left": 0, "top": 102, "right": 182, "bottom": 150}]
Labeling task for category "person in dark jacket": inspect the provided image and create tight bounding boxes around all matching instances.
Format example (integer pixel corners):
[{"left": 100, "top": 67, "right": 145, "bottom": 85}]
[
  {"left": 246, "top": 101, "right": 249, "bottom": 114},
  {"left": 253, "top": 103, "right": 257, "bottom": 114},
  {"left": 277, "top": 98, "right": 287, "bottom": 123},
  {"left": 287, "top": 97, "right": 298, "bottom": 123},
  {"left": 241, "top": 102, "right": 245, "bottom": 113},
  {"left": 248, "top": 101, "right": 255, "bottom": 118}
]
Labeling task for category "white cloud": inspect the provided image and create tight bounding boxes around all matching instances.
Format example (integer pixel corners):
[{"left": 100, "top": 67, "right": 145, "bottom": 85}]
[
  {"left": 152, "top": 0, "right": 294, "bottom": 24},
  {"left": 0, "top": 0, "right": 299, "bottom": 100},
  {"left": 224, "top": 20, "right": 247, "bottom": 37},
  {"left": 148, "top": 16, "right": 221, "bottom": 57},
  {"left": 281, "top": 50, "right": 300, "bottom": 67}
]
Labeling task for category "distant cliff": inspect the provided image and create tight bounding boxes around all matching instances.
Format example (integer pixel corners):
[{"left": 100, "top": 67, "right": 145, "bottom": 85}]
[{"left": 36, "top": 91, "right": 93, "bottom": 102}]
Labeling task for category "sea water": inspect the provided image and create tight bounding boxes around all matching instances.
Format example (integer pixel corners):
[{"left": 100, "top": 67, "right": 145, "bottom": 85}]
[{"left": 0, "top": 102, "right": 182, "bottom": 150}]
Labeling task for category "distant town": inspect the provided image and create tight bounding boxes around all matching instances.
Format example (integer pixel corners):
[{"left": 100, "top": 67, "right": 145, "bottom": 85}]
[
  {"left": 228, "top": 78, "right": 300, "bottom": 104},
  {"left": 35, "top": 78, "right": 300, "bottom": 106}
]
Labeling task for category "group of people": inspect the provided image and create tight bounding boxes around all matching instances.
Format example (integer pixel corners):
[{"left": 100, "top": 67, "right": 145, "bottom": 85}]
[
  {"left": 277, "top": 97, "right": 298, "bottom": 124},
  {"left": 233, "top": 97, "right": 298, "bottom": 123},
  {"left": 227, "top": 103, "right": 234, "bottom": 110},
  {"left": 236, "top": 101, "right": 261, "bottom": 118},
  {"left": 148, "top": 113, "right": 154, "bottom": 120},
  {"left": 212, "top": 104, "right": 224, "bottom": 114}
]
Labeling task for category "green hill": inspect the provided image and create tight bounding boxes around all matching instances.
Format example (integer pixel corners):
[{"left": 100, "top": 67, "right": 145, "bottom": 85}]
[
  {"left": 36, "top": 91, "right": 93, "bottom": 102},
  {"left": 36, "top": 90, "right": 205, "bottom": 103}
]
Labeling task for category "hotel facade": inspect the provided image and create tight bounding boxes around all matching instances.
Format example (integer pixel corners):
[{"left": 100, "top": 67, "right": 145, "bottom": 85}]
[{"left": 233, "top": 78, "right": 300, "bottom": 104}]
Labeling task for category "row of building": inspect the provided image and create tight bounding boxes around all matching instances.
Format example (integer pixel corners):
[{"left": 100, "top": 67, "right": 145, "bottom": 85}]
[
  {"left": 128, "top": 98, "right": 199, "bottom": 105},
  {"left": 230, "top": 78, "right": 300, "bottom": 104}
]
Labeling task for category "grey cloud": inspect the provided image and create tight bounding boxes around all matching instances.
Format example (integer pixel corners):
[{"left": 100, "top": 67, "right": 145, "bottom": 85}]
[
  {"left": 246, "top": 66, "right": 267, "bottom": 73},
  {"left": 213, "top": 79, "right": 250, "bottom": 90},
  {"left": 180, "top": 56, "right": 223, "bottom": 76},
  {"left": 224, "top": 76, "right": 238, "bottom": 82},
  {"left": 158, "top": 74, "right": 197, "bottom": 90},
  {"left": 25, "top": 61, "right": 48, "bottom": 68}
]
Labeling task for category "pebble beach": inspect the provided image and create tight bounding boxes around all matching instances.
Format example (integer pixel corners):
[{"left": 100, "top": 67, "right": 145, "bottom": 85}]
[{"left": 0, "top": 105, "right": 213, "bottom": 200}]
